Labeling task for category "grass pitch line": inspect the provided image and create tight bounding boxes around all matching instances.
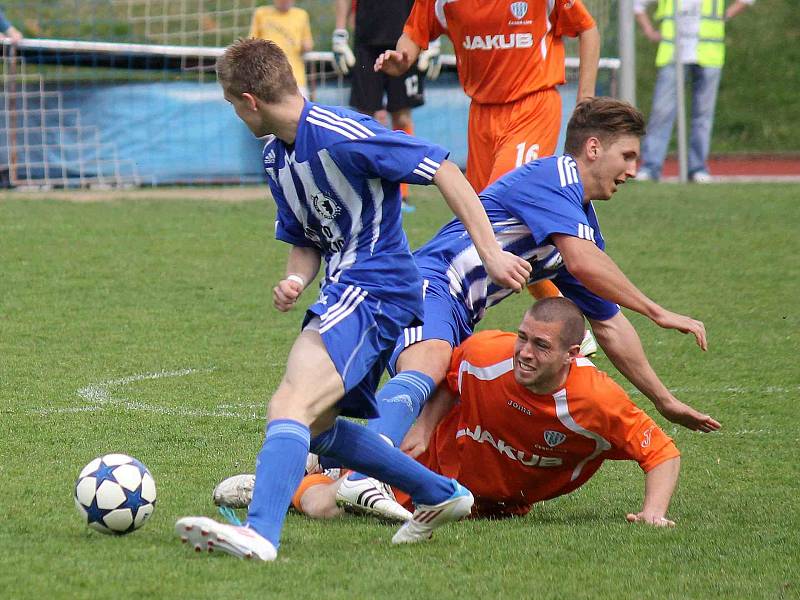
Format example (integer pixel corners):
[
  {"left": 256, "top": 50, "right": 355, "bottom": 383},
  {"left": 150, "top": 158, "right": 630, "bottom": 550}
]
[
  {"left": 76, "top": 368, "right": 208, "bottom": 404},
  {"left": 29, "top": 367, "right": 266, "bottom": 420}
]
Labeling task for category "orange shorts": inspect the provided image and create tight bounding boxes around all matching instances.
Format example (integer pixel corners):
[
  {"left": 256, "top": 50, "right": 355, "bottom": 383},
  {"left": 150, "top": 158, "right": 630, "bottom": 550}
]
[{"left": 466, "top": 87, "right": 562, "bottom": 193}]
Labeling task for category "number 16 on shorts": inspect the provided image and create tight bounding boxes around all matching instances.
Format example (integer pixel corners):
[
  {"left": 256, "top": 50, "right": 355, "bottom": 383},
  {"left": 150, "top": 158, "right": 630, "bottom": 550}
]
[{"left": 515, "top": 142, "right": 540, "bottom": 167}]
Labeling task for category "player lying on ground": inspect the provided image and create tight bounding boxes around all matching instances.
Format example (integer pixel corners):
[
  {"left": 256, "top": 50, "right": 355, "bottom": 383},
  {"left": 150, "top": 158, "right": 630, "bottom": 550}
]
[
  {"left": 175, "top": 38, "right": 531, "bottom": 562},
  {"left": 215, "top": 298, "right": 682, "bottom": 527}
]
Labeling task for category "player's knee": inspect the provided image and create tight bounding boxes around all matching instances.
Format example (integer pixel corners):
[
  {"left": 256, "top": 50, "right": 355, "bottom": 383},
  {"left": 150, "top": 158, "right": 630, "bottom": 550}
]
[
  {"left": 396, "top": 341, "right": 451, "bottom": 384},
  {"left": 268, "top": 383, "right": 326, "bottom": 424}
]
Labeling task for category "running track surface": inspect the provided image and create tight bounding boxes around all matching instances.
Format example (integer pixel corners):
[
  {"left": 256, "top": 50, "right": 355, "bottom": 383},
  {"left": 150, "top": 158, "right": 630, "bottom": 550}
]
[{"left": 659, "top": 154, "right": 800, "bottom": 181}]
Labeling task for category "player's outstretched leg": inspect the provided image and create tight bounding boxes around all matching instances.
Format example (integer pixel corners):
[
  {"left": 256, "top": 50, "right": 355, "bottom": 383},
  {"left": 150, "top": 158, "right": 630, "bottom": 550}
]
[
  {"left": 337, "top": 371, "right": 434, "bottom": 519},
  {"left": 312, "top": 418, "right": 472, "bottom": 538},
  {"left": 392, "top": 480, "right": 475, "bottom": 544},
  {"left": 177, "top": 418, "right": 310, "bottom": 561}
]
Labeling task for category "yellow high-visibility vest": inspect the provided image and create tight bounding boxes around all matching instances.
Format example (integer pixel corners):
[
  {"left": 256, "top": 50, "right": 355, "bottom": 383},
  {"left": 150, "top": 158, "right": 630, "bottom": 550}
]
[{"left": 653, "top": 0, "right": 726, "bottom": 67}]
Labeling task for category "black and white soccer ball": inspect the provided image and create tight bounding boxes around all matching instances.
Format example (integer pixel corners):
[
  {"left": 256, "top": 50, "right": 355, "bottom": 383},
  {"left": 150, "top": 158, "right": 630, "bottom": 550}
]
[{"left": 74, "top": 453, "right": 157, "bottom": 535}]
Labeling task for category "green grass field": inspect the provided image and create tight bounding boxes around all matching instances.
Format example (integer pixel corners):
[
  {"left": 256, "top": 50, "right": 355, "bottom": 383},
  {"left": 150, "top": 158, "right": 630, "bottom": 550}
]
[{"left": 1, "top": 183, "right": 798, "bottom": 599}]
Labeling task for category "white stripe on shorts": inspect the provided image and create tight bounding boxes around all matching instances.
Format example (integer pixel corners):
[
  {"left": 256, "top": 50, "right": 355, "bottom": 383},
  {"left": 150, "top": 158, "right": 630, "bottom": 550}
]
[{"left": 320, "top": 287, "right": 368, "bottom": 334}]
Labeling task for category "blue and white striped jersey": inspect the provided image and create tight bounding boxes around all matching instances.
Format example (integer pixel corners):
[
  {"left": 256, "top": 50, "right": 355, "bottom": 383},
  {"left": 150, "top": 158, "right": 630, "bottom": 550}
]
[
  {"left": 264, "top": 100, "right": 449, "bottom": 315},
  {"left": 414, "top": 154, "right": 620, "bottom": 324}
]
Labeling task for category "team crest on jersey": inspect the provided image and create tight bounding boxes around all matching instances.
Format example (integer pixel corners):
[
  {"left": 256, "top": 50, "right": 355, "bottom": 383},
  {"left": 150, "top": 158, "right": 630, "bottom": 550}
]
[
  {"left": 510, "top": 1, "right": 528, "bottom": 19},
  {"left": 312, "top": 192, "right": 341, "bottom": 220},
  {"left": 544, "top": 430, "right": 567, "bottom": 447}
]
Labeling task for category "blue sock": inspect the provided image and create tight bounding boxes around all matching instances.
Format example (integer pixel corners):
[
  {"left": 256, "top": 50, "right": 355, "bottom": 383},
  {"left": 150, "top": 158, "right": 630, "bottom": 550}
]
[
  {"left": 311, "top": 418, "right": 454, "bottom": 506},
  {"left": 368, "top": 370, "right": 434, "bottom": 446},
  {"left": 246, "top": 419, "right": 310, "bottom": 547},
  {"left": 321, "top": 371, "right": 435, "bottom": 478},
  {"left": 348, "top": 371, "right": 435, "bottom": 481}
]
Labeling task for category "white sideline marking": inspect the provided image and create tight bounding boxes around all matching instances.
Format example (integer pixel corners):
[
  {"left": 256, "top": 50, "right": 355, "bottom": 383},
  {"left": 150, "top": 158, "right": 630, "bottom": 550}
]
[
  {"left": 29, "top": 367, "right": 265, "bottom": 420},
  {"left": 77, "top": 368, "right": 203, "bottom": 404}
]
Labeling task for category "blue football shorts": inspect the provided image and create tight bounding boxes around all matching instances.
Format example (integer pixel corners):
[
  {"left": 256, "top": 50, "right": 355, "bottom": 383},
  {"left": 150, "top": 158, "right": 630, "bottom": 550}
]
[
  {"left": 387, "top": 278, "right": 473, "bottom": 375},
  {"left": 303, "top": 282, "right": 419, "bottom": 419}
]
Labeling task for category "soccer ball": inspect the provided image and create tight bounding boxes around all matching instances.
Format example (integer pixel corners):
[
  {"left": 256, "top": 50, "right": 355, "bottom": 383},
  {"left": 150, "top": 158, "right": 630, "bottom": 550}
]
[{"left": 74, "top": 453, "right": 157, "bottom": 535}]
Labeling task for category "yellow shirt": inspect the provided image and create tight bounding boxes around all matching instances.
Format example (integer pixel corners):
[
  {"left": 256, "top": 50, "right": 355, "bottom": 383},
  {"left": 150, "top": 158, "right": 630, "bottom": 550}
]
[{"left": 249, "top": 6, "right": 313, "bottom": 89}]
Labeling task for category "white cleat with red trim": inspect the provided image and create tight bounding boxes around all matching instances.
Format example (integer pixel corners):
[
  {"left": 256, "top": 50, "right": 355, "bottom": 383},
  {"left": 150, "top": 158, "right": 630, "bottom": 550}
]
[
  {"left": 175, "top": 516, "right": 277, "bottom": 561},
  {"left": 391, "top": 480, "right": 474, "bottom": 544}
]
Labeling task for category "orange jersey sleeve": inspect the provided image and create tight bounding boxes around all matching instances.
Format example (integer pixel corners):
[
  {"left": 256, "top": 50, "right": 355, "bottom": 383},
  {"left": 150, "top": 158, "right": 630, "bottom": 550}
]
[
  {"left": 403, "top": 0, "right": 446, "bottom": 49},
  {"left": 404, "top": 0, "right": 596, "bottom": 104},
  {"left": 576, "top": 371, "right": 681, "bottom": 473},
  {"left": 552, "top": 0, "right": 596, "bottom": 38}
]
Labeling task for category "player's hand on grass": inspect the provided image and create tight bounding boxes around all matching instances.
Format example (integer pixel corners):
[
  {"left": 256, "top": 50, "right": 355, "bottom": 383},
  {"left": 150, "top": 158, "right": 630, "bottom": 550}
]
[
  {"left": 331, "top": 29, "right": 355, "bottom": 75},
  {"left": 273, "top": 277, "right": 304, "bottom": 312},
  {"left": 483, "top": 250, "right": 531, "bottom": 292},
  {"left": 657, "top": 397, "right": 721, "bottom": 433},
  {"left": 652, "top": 309, "right": 707, "bottom": 351},
  {"left": 626, "top": 512, "right": 675, "bottom": 527},
  {"left": 374, "top": 49, "right": 413, "bottom": 77}
]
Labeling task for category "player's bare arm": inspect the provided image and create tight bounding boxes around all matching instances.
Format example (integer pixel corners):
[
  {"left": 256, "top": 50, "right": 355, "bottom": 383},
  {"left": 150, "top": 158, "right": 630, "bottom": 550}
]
[
  {"left": 589, "top": 313, "right": 721, "bottom": 432},
  {"left": 433, "top": 160, "right": 531, "bottom": 291},
  {"left": 400, "top": 385, "right": 459, "bottom": 458},
  {"left": 374, "top": 33, "right": 420, "bottom": 76},
  {"left": 577, "top": 26, "right": 600, "bottom": 101},
  {"left": 552, "top": 233, "right": 707, "bottom": 350},
  {"left": 273, "top": 245, "right": 321, "bottom": 312},
  {"left": 626, "top": 456, "right": 680, "bottom": 527}
]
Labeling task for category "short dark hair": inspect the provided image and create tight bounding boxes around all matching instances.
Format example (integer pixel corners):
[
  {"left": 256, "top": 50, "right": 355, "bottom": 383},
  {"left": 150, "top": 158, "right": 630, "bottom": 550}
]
[
  {"left": 525, "top": 297, "right": 585, "bottom": 350},
  {"left": 216, "top": 38, "right": 298, "bottom": 103},
  {"left": 563, "top": 97, "right": 646, "bottom": 156}
]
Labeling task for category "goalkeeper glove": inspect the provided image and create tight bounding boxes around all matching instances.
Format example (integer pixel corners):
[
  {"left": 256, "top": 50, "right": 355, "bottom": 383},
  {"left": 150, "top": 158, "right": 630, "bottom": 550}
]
[
  {"left": 331, "top": 29, "right": 355, "bottom": 75},
  {"left": 417, "top": 38, "right": 442, "bottom": 80}
]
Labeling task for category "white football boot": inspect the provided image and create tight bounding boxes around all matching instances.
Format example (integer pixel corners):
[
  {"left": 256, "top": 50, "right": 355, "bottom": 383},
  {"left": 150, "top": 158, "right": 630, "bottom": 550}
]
[
  {"left": 336, "top": 474, "right": 413, "bottom": 522},
  {"left": 392, "top": 480, "right": 474, "bottom": 544},
  {"left": 175, "top": 516, "right": 276, "bottom": 561},
  {"left": 580, "top": 329, "right": 598, "bottom": 357}
]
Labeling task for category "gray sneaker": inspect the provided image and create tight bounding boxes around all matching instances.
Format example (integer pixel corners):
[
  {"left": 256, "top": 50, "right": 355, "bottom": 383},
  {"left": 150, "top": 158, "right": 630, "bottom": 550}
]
[{"left": 213, "top": 474, "right": 255, "bottom": 509}]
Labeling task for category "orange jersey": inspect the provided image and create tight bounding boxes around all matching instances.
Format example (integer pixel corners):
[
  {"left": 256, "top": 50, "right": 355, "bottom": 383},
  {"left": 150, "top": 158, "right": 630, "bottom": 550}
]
[
  {"left": 403, "top": 0, "right": 596, "bottom": 104},
  {"left": 415, "top": 331, "right": 679, "bottom": 517}
]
